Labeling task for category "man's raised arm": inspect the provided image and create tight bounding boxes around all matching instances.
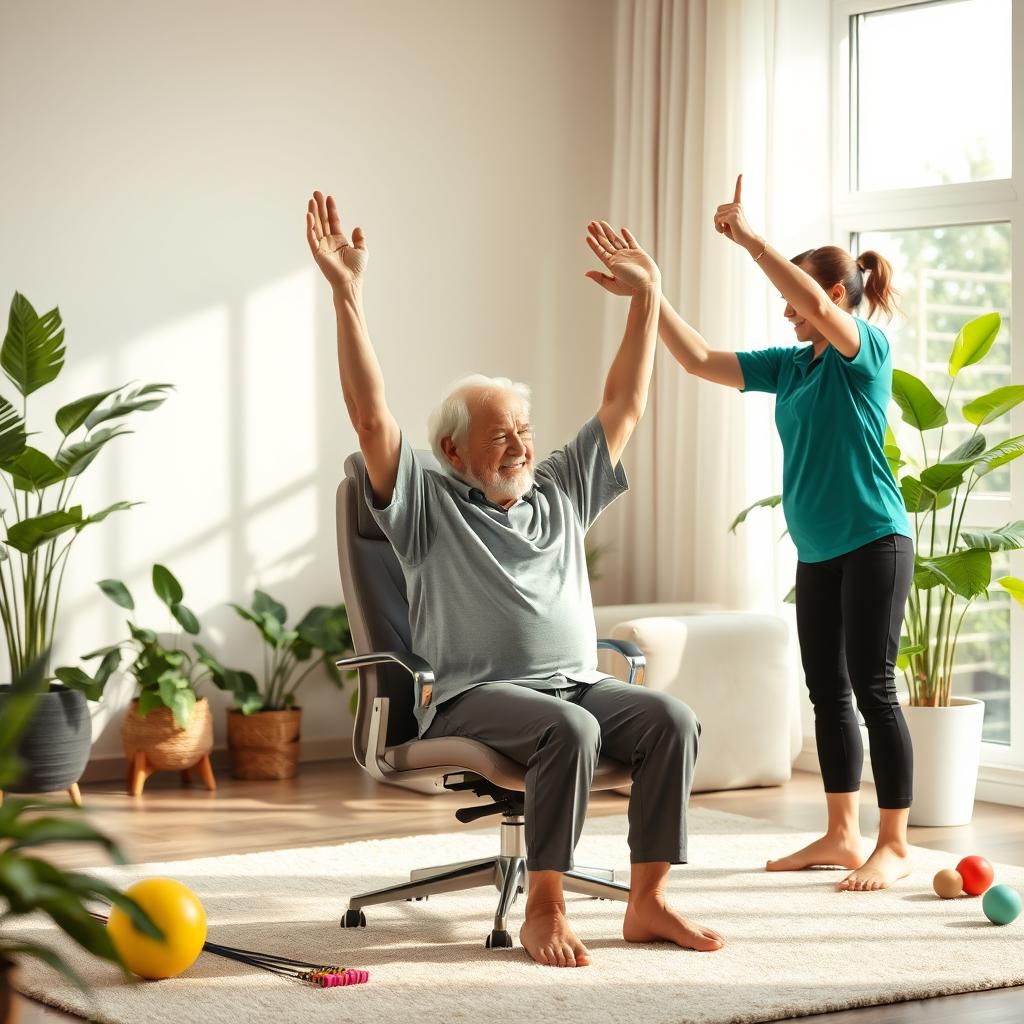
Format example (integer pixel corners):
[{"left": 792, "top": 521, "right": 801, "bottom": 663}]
[
  {"left": 306, "top": 190, "right": 401, "bottom": 504},
  {"left": 586, "top": 222, "right": 662, "bottom": 466}
]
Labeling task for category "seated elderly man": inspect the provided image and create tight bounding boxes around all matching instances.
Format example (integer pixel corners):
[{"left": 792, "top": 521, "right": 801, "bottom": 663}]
[{"left": 306, "top": 190, "right": 724, "bottom": 967}]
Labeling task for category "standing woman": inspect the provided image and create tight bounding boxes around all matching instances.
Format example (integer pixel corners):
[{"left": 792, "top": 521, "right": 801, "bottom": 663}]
[{"left": 586, "top": 177, "right": 914, "bottom": 892}]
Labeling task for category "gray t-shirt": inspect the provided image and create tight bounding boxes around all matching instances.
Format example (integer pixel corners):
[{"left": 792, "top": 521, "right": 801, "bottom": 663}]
[{"left": 367, "top": 415, "right": 628, "bottom": 734}]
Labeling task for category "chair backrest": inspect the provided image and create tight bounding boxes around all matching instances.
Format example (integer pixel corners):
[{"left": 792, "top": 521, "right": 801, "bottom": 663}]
[{"left": 336, "top": 449, "right": 442, "bottom": 763}]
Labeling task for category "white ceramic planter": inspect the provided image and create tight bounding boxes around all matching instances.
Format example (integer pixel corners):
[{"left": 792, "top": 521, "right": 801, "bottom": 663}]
[{"left": 903, "top": 697, "right": 985, "bottom": 827}]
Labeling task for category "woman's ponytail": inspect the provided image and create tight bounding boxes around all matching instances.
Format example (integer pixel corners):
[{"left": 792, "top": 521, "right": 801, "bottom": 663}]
[{"left": 856, "top": 250, "right": 900, "bottom": 321}]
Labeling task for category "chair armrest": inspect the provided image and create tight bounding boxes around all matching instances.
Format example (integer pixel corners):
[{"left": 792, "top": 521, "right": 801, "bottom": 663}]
[
  {"left": 334, "top": 651, "right": 437, "bottom": 783},
  {"left": 335, "top": 650, "right": 436, "bottom": 689},
  {"left": 596, "top": 638, "right": 646, "bottom": 686}
]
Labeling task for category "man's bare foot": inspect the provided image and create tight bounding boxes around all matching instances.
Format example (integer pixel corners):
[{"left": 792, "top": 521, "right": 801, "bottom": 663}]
[
  {"left": 838, "top": 841, "right": 911, "bottom": 891},
  {"left": 623, "top": 896, "right": 725, "bottom": 951},
  {"left": 519, "top": 901, "right": 591, "bottom": 967},
  {"left": 766, "top": 833, "right": 865, "bottom": 872}
]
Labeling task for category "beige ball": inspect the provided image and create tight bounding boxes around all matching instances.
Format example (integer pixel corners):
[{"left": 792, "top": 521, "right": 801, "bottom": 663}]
[{"left": 933, "top": 868, "right": 964, "bottom": 899}]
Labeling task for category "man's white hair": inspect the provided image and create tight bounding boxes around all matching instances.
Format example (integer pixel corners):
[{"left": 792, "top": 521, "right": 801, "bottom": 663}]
[{"left": 427, "top": 373, "right": 532, "bottom": 467}]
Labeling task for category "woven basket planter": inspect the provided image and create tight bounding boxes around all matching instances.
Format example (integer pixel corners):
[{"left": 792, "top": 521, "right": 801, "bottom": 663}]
[
  {"left": 122, "top": 697, "right": 215, "bottom": 796},
  {"left": 122, "top": 697, "right": 213, "bottom": 770},
  {"left": 227, "top": 708, "right": 302, "bottom": 780}
]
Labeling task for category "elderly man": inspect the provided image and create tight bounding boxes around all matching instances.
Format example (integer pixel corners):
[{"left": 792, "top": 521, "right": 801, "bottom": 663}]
[{"left": 306, "top": 191, "right": 724, "bottom": 967}]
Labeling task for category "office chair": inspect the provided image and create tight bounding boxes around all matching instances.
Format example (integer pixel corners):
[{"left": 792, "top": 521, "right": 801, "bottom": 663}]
[{"left": 334, "top": 450, "right": 646, "bottom": 949}]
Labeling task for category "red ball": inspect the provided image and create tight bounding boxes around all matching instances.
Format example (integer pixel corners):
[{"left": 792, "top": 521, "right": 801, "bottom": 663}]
[{"left": 956, "top": 856, "right": 994, "bottom": 896}]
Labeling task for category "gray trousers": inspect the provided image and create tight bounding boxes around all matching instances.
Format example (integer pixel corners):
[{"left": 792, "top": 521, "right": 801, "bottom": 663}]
[{"left": 423, "top": 678, "right": 700, "bottom": 872}]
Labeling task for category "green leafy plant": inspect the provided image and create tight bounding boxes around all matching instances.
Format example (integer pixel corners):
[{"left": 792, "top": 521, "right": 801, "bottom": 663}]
[
  {"left": 0, "top": 652, "right": 161, "bottom": 989},
  {"left": 0, "top": 292, "right": 170, "bottom": 684},
  {"left": 203, "top": 591, "right": 353, "bottom": 715},
  {"left": 731, "top": 312, "right": 1024, "bottom": 707},
  {"left": 55, "top": 565, "right": 223, "bottom": 728}
]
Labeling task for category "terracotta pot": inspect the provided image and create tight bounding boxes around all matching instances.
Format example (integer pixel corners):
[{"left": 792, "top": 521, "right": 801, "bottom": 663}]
[
  {"left": 1, "top": 958, "right": 21, "bottom": 1024},
  {"left": 227, "top": 708, "right": 302, "bottom": 780},
  {"left": 122, "top": 696, "right": 214, "bottom": 771}
]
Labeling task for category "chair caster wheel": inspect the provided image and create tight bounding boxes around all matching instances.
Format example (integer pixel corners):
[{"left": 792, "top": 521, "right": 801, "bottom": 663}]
[
  {"left": 485, "top": 929, "right": 513, "bottom": 949},
  {"left": 341, "top": 909, "right": 366, "bottom": 928}
]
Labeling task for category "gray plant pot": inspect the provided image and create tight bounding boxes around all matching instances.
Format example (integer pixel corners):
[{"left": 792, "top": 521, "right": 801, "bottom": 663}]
[{"left": 0, "top": 684, "right": 92, "bottom": 794}]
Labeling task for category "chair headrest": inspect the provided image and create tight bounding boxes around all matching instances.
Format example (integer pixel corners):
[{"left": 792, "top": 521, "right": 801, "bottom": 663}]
[{"left": 343, "top": 448, "right": 444, "bottom": 541}]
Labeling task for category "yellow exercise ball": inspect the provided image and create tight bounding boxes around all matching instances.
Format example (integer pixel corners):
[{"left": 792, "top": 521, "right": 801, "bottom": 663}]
[{"left": 107, "top": 878, "right": 207, "bottom": 980}]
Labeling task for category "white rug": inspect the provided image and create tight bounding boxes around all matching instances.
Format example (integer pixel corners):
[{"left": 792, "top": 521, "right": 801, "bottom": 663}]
[{"left": 10, "top": 808, "right": 1024, "bottom": 1024}]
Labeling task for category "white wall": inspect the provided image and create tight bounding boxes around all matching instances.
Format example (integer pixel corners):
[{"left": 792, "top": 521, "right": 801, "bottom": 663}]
[{"left": 0, "top": 0, "right": 616, "bottom": 762}]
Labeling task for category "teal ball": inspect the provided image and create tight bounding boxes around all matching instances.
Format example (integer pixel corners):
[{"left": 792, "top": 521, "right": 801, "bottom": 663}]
[{"left": 982, "top": 884, "right": 1022, "bottom": 926}]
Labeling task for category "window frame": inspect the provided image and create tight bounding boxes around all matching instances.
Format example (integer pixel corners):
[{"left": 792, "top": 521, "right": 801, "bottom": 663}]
[{"left": 831, "top": 0, "right": 1024, "bottom": 774}]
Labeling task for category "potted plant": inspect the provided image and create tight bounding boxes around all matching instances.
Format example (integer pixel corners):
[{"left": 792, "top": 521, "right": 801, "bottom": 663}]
[
  {"left": 731, "top": 312, "right": 1024, "bottom": 826},
  {"left": 0, "top": 292, "right": 170, "bottom": 801},
  {"left": 200, "top": 591, "right": 353, "bottom": 780},
  {"left": 0, "top": 652, "right": 161, "bottom": 1020},
  {"left": 56, "top": 565, "right": 222, "bottom": 796}
]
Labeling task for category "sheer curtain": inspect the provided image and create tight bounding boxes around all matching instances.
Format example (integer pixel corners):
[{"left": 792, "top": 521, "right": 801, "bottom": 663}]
[{"left": 590, "top": 0, "right": 826, "bottom": 613}]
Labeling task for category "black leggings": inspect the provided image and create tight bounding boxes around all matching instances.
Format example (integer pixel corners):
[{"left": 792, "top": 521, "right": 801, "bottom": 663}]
[{"left": 795, "top": 533, "right": 914, "bottom": 810}]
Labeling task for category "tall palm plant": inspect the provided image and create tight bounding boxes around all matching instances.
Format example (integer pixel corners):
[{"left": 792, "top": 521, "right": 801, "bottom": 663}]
[{"left": 0, "top": 292, "right": 170, "bottom": 682}]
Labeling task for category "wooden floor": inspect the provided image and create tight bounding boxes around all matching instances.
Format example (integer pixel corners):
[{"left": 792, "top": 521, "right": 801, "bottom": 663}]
[{"left": 15, "top": 762, "right": 1024, "bottom": 1024}]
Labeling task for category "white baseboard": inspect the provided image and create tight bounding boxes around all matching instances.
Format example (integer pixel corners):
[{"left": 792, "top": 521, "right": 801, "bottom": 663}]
[
  {"left": 795, "top": 737, "right": 1024, "bottom": 809},
  {"left": 79, "top": 738, "right": 355, "bottom": 785}
]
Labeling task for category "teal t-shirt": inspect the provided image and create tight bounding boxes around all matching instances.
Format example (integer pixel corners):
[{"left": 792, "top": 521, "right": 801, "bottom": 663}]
[{"left": 736, "top": 317, "right": 912, "bottom": 564}]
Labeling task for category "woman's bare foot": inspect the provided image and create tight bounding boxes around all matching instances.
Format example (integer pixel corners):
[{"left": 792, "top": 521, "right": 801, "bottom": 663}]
[
  {"left": 623, "top": 895, "right": 725, "bottom": 951},
  {"left": 838, "top": 841, "right": 911, "bottom": 891},
  {"left": 766, "top": 832, "right": 865, "bottom": 872},
  {"left": 519, "top": 902, "right": 591, "bottom": 967}
]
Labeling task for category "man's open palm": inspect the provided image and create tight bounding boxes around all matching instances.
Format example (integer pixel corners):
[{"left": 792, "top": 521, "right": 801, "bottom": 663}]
[
  {"left": 585, "top": 222, "right": 660, "bottom": 293},
  {"left": 306, "top": 191, "right": 368, "bottom": 289}
]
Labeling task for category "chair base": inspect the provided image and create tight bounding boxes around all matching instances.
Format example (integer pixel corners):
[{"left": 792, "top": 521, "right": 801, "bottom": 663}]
[{"left": 340, "top": 815, "right": 630, "bottom": 947}]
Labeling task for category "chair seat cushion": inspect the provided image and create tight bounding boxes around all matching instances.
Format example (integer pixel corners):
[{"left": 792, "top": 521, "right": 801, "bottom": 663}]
[{"left": 385, "top": 736, "right": 632, "bottom": 792}]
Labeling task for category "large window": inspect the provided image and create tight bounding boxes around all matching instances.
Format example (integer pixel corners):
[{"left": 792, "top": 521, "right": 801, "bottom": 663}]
[
  {"left": 854, "top": 1, "right": 1012, "bottom": 190},
  {"left": 833, "top": 0, "right": 1021, "bottom": 765}
]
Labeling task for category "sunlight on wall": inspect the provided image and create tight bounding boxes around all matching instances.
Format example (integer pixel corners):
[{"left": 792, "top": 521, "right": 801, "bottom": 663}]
[
  {"left": 110, "top": 304, "right": 232, "bottom": 609},
  {"left": 243, "top": 268, "right": 317, "bottom": 508},
  {"left": 75, "top": 277, "right": 338, "bottom": 756},
  {"left": 62, "top": 304, "right": 236, "bottom": 754},
  {"left": 243, "top": 479, "right": 320, "bottom": 588}
]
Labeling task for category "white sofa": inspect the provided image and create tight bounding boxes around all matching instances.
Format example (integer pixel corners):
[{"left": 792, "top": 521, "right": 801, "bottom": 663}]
[{"left": 594, "top": 603, "right": 800, "bottom": 792}]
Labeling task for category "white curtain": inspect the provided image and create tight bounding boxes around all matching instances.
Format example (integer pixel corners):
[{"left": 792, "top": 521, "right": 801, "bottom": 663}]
[{"left": 590, "top": 0, "right": 824, "bottom": 612}]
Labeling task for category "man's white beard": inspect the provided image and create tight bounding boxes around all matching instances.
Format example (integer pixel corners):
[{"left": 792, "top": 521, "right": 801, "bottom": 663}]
[{"left": 466, "top": 463, "right": 535, "bottom": 502}]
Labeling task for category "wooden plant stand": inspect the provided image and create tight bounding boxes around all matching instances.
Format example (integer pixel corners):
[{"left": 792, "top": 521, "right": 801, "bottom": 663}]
[
  {"left": 0, "top": 783, "right": 82, "bottom": 807},
  {"left": 127, "top": 751, "right": 217, "bottom": 797}
]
